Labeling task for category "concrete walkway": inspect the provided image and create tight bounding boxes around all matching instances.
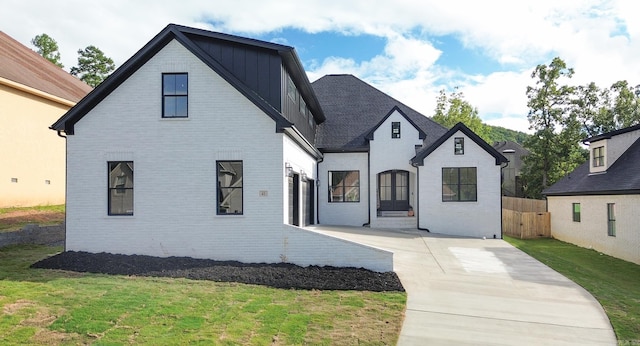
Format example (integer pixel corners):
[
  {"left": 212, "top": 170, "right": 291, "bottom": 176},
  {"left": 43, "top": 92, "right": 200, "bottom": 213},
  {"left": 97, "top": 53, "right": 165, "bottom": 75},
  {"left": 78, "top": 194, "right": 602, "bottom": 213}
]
[{"left": 308, "top": 226, "right": 617, "bottom": 346}]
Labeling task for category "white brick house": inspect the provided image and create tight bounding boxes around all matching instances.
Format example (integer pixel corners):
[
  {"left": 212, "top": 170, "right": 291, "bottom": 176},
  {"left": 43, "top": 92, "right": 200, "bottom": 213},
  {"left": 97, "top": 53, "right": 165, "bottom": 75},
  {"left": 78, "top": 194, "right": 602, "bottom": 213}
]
[
  {"left": 51, "top": 24, "right": 506, "bottom": 271},
  {"left": 544, "top": 125, "right": 640, "bottom": 265}
]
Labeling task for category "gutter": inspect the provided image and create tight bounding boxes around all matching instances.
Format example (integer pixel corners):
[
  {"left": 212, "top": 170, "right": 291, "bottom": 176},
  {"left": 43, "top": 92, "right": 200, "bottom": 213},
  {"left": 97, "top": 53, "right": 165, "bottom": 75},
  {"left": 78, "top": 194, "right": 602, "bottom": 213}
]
[{"left": 0, "top": 76, "right": 77, "bottom": 107}]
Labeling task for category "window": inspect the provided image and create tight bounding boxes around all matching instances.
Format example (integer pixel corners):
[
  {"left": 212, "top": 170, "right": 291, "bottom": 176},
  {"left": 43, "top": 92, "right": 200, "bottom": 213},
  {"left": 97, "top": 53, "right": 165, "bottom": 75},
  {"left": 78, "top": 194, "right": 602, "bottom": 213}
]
[
  {"left": 572, "top": 203, "right": 581, "bottom": 222},
  {"left": 108, "top": 162, "right": 133, "bottom": 215},
  {"left": 299, "top": 97, "right": 307, "bottom": 117},
  {"left": 442, "top": 167, "right": 477, "bottom": 202},
  {"left": 162, "top": 73, "right": 188, "bottom": 118},
  {"left": 593, "top": 146, "right": 604, "bottom": 167},
  {"left": 217, "top": 161, "right": 243, "bottom": 215},
  {"left": 607, "top": 203, "right": 616, "bottom": 236},
  {"left": 454, "top": 137, "right": 464, "bottom": 155},
  {"left": 287, "top": 76, "right": 298, "bottom": 102},
  {"left": 329, "top": 171, "right": 360, "bottom": 202},
  {"left": 391, "top": 122, "right": 401, "bottom": 138}
]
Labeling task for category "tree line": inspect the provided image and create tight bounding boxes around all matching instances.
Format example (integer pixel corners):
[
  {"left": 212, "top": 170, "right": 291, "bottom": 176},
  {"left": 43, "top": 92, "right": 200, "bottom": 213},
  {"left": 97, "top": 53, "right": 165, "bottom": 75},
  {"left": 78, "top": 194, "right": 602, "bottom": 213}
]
[
  {"left": 431, "top": 57, "right": 640, "bottom": 199},
  {"left": 31, "top": 33, "right": 115, "bottom": 87}
]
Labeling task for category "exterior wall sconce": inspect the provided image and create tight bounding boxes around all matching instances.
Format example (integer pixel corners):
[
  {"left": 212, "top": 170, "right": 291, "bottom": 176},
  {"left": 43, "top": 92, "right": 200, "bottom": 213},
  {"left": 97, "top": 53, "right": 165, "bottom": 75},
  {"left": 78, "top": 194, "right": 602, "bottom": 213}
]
[
  {"left": 285, "top": 162, "right": 293, "bottom": 177},
  {"left": 300, "top": 170, "right": 307, "bottom": 181}
]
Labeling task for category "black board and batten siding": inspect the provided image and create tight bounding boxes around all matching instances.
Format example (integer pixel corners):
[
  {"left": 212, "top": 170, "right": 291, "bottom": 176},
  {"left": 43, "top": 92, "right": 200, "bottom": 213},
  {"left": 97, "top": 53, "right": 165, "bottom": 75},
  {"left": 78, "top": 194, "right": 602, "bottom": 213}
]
[
  {"left": 281, "top": 68, "right": 316, "bottom": 143},
  {"left": 190, "top": 36, "right": 282, "bottom": 110},
  {"left": 189, "top": 35, "right": 317, "bottom": 144}
]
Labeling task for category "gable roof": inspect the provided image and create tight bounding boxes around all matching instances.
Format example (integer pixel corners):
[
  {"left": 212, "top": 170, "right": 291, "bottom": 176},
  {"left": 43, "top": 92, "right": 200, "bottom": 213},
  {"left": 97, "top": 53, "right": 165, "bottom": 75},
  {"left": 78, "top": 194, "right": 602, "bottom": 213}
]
[
  {"left": 544, "top": 136, "right": 640, "bottom": 196},
  {"left": 51, "top": 24, "right": 324, "bottom": 135},
  {"left": 493, "top": 140, "right": 530, "bottom": 169},
  {"left": 311, "top": 74, "right": 447, "bottom": 151},
  {"left": 364, "top": 106, "right": 426, "bottom": 141},
  {"left": 0, "top": 31, "right": 91, "bottom": 104},
  {"left": 411, "top": 122, "right": 508, "bottom": 166}
]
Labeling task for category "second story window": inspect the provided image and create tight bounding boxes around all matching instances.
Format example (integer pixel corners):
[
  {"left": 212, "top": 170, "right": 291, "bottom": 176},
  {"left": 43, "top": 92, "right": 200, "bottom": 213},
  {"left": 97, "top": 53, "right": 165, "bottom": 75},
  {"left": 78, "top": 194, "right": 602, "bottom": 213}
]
[
  {"left": 391, "top": 122, "right": 401, "bottom": 138},
  {"left": 163, "top": 73, "right": 188, "bottom": 118},
  {"left": 593, "top": 146, "right": 604, "bottom": 167},
  {"left": 454, "top": 137, "right": 464, "bottom": 155}
]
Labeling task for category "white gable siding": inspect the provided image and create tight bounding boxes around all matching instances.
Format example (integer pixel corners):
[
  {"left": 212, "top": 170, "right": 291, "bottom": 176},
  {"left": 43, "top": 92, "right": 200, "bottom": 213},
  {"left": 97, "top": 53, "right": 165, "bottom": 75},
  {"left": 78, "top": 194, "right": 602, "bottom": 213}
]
[
  {"left": 369, "top": 110, "right": 421, "bottom": 228},
  {"left": 418, "top": 131, "right": 502, "bottom": 238},
  {"left": 317, "top": 152, "right": 369, "bottom": 226},
  {"left": 548, "top": 195, "right": 640, "bottom": 265}
]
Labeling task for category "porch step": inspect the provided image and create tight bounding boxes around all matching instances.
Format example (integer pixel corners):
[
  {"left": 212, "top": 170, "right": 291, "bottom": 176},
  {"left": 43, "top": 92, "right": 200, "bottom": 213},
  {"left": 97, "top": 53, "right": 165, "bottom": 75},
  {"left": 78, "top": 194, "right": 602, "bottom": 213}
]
[
  {"left": 379, "top": 210, "right": 411, "bottom": 217},
  {"left": 372, "top": 215, "right": 417, "bottom": 229}
]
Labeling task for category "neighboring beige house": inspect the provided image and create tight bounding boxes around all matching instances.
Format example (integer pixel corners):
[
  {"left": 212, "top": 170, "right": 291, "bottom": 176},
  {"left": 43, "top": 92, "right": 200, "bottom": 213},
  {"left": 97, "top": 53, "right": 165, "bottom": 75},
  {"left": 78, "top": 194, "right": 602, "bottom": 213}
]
[
  {"left": 0, "top": 31, "right": 91, "bottom": 207},
  {"left": 544, "top": 124, "right": 640, "bottom": 265}
]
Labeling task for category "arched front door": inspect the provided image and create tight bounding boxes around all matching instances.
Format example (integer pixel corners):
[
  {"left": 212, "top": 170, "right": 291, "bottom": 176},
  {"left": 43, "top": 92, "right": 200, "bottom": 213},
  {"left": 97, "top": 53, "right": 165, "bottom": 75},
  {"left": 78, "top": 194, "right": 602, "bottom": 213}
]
[{"left": 378, "top": 170, "right": 409, "bottom": 211}]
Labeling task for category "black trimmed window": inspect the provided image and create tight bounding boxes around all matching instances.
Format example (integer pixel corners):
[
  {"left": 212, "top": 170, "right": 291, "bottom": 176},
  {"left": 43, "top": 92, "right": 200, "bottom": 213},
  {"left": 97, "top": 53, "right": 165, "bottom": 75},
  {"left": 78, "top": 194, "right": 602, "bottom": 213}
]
[
  {"left": 454, "top": 137, "right": 464, "bottom": 155},
  {"left": 572, "top": 203, "right": 581, "bottom": 222},
  {"left": 217, "top": 161, "right": 243, "bottom": 215},
  {"left": 593, "top": 146, "right": 604, "bottom": 167},
  {"left": 391, "top": 122, "right": 401, "bottom": 138},
  {"left": 442, "top": 167, "right": 477, "bottom": 202},
  {"left": 607, "top": 203, "right": 616, "bottom": 236},
  {"left": 108, "top": 162, "right": 133, "bottom": 215},
  {"left": 329, "top": 171, "right": 360, "bottom": 202},
  {"left": 162, "top": 73, "right": 188, "bottom": 118}
]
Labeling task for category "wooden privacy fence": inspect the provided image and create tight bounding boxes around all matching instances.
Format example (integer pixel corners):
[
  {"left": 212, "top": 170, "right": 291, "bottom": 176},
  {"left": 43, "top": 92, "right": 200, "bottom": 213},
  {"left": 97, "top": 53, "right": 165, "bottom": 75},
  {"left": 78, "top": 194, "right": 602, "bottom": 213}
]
[
  {"left": 502, "top": 196, "right": 546, "bottom": 212},
  {"left": 502, "top": 197, "right": 551, "bottom": 239}
]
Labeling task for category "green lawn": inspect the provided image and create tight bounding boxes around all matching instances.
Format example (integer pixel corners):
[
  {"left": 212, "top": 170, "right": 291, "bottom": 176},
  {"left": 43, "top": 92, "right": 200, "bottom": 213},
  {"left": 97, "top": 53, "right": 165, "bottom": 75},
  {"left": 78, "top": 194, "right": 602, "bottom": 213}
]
[
  {"left": 0, "top": 245, "right": 406, "bottom": 345},
  {"left": 505, "top": 236, "right": 640, "bottom": 343}
]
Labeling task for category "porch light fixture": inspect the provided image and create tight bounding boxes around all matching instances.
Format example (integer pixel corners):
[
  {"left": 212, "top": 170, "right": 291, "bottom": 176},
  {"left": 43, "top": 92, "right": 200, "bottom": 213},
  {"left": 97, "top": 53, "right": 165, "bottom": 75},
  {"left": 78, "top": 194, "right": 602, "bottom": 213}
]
[
  {"left": 300, "top": 170, "right": 307, "bottom": 181},
  {"left": 285, "top": 162, "right": 293, "bottom": 177}
]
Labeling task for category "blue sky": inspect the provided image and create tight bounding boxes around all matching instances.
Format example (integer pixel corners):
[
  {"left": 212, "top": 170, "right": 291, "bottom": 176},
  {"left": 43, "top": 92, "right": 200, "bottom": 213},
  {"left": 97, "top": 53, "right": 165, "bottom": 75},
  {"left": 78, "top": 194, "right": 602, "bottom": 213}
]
[{"left": 3, "top": 0, "right": 639, "bottom": 133}]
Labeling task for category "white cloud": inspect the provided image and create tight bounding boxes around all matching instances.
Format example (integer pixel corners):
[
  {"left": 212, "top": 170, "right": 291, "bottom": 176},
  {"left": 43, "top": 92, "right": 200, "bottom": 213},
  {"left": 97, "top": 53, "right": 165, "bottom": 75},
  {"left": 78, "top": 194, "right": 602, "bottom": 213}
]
[{"left": 3, "top": 0, "right": 639, "bottom": 135}]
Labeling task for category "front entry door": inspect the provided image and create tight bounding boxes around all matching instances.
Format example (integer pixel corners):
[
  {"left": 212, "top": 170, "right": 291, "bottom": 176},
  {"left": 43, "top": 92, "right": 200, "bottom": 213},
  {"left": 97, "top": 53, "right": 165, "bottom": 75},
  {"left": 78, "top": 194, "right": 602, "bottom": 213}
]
[{"left": 378, "top": 170, "right": 409, "bottom": 211}]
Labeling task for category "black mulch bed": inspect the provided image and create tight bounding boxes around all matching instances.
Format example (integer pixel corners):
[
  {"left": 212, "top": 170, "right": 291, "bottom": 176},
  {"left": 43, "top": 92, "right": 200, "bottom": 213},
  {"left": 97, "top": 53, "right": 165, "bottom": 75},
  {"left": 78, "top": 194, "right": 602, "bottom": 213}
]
[{"left": 31, "top": 251, "right": 404, "bottom": 292}]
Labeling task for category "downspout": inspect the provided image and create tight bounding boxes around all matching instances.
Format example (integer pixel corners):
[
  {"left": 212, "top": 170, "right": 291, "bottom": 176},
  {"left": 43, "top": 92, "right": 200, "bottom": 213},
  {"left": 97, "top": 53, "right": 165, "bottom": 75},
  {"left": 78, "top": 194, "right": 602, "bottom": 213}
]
[
  {"left": 316, "top": 155, "right": 324, "bottom": 224},
  {"left": 56, "top": 129, "right": 68, "bottom": 251},
  {"left": 364, "top": 150, "right": 371, "bottom": 227},
  {"left": 499, "top": 160, "right": 509, "bottom": 239},
  {"left": 412, "top": 161, "right": 429, "bottom": 232}
]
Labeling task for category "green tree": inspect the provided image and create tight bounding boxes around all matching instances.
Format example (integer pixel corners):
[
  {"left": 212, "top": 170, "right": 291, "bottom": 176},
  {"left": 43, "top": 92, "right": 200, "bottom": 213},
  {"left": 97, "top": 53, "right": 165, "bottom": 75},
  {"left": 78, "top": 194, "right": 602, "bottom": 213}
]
[
  {"left": 432, "top": 88, "right": 490, "bottom": 141},
  {"left": 609, "top": 80, "right": 640, "bottom": 129},
  {"left": 70, "top": 45, "right": 115, "bottom": 87},
  {"left": 522, "top": 57, "right": 585, "bottom": 198},
  {"left": 31, "top": 33, "right": 63, "bottom": 68}
]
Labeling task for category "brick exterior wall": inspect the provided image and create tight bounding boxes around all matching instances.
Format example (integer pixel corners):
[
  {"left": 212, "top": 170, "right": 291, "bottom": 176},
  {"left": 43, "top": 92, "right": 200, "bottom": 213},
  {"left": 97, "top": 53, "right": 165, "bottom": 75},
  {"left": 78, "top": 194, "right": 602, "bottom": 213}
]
[
  {"left": 548, "top": 195, "right": 640, "bottom": 265},
  {"left": 317, "top": 152, "right": 369, "bottom": 226},
  {"left": 418, "top": 130, "right": 502, "bottom": 238},
  {"left": 64, "top": 39, "right": 392, "bottom": 271}
]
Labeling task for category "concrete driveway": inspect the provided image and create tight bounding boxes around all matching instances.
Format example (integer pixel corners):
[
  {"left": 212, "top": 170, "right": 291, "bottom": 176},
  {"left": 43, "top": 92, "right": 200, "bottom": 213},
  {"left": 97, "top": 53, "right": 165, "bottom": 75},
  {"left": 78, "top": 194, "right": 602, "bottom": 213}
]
[{"left": 307, "top": 226, "right": 616, "bottom": 346}]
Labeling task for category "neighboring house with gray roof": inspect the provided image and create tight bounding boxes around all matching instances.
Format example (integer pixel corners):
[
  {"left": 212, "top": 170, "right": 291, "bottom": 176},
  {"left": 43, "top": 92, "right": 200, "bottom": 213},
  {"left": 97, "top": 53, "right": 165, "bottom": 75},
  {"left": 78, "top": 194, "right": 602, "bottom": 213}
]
[
  {"left": 544, "top": 124, "right": 640, "bottom": 265},
  {"left": 51, "top": 24, "right": 506, "bottom": 271},
  {"left": 0, "top": 31, "right": 91, "bottom": 207},
  {"left": 493, "top": 141, "right": 529, "bottom": 197}
]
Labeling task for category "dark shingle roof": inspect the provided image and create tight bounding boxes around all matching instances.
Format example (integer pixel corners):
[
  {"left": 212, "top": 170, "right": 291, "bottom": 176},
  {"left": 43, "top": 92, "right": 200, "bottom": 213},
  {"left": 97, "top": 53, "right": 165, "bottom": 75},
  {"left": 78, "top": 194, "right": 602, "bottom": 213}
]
[
  {"left": 544, "top": 137, "right": 640, "bottom": 196},
  {"left": 493, "top": 140, "right": 529, "bottom": 170},
  {"left": 311, "top": 74, "right": 447, "bottom": 151},
  {"left": 0, "top": 31, "right": 91, "bottom": 103}
]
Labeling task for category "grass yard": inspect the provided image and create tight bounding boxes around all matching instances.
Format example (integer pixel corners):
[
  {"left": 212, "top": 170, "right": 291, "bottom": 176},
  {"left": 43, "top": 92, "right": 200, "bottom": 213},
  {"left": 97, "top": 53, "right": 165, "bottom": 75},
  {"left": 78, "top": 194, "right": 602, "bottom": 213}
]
[
  {"left": 0, "top": 245, "right": 406, "bottom": 345},
  {"left": 0, "top": 205, "right": 65, "bottom": 232},
  {"left": 505, "top": 236, "right": 640, "bottom": 343}
]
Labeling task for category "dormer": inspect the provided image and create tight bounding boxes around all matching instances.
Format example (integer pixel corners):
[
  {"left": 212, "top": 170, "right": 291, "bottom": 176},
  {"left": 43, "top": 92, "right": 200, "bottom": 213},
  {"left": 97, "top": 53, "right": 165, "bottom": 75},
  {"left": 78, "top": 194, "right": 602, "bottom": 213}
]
[{"left": 585, "top": 124, "right": 640, "bottom": 174}]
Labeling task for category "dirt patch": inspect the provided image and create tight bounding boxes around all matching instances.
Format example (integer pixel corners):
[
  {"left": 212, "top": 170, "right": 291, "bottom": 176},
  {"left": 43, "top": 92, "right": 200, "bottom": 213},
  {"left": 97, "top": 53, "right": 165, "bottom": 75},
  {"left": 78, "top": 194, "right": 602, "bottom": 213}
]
[
  {"left": 3, "top": 299, "right": 35, "bottom": 314},
  {"left": 0, "top": 209, "right": 64, "bottom": 230},
  {"left": 32, "top": 251, "right": 404, "bottom": 292},
  {"left": 31, "top": 329, "right": 78, "bottom": 345}
]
